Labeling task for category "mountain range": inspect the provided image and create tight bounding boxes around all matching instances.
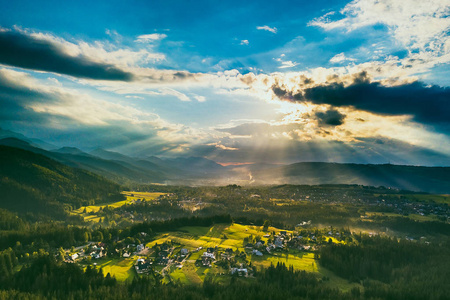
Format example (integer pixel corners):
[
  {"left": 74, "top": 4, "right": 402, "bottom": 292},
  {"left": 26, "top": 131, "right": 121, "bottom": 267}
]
[{"left": 1, "top": 129, "right": 450, "bottom": 193}]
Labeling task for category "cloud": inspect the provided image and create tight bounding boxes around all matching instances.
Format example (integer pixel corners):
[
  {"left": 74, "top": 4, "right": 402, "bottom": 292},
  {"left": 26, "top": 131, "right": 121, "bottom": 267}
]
[
  {"left": 0, "top": 30, "right": 133, "bottom": 81},
  {"left": 159, "top": 88, "right": 191, "bottom": 101},
  {"left": 0, "top": 67, "right": 208, "bottom": 152},
  {"left": 315, "top": 109, "right": 346, "bottom": 126},
  {"left": 240, "top": 40, "right": 249, "bottom": 45},
  {"left": 309, "top": 0, "right": 450, "bottom": 55},
  {"left": 329, "top": 53, "right": 356, "bottom": 63},
  {"left": 206, "top": 142, "right": 238, "bottom": 151},
  {"left": 0, "top": 27, "right": 206, "bottom": 88},
  {"left": 135, "top": 33, "right": 167, "bottom": 42},
  {"left": 278, "top": 60, "right": 299, "bottom": 69},
  {"left": 272, "top": 73, "right": 450, "bottom": 126},
  {"left": 217, "top": 122, "right": 306, "bottom": 139},
  {"left": 194, "top": 95, "right": 206, "bottom": 102},
  {"left": 257, "top": 25, "right": 277, "bottom": 33}
]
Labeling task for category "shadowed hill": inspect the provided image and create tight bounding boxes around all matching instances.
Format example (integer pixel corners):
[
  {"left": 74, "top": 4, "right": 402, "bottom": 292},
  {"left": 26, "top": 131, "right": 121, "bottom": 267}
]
[
  {"left": 253, "top": 162, "right": 450, "bottom": 193},
  {"left": 0, "top": 138, "right": 170, "bottom": 184},
  {"left": 0, "top": 145, "right": 123, "bottom": 219}
]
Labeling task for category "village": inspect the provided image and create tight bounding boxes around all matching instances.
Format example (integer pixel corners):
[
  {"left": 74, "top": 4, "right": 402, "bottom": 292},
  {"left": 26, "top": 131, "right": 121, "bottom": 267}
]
[{"left": 62, "top": 223, "right": 353, "bottom": 283}]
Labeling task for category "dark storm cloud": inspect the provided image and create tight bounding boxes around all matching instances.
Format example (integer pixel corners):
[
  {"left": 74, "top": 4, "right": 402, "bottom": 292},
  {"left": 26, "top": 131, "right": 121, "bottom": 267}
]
[
  {"left": 0, "top": 31, "right": 133, "bottom": 81},
  {"left": 272, "top": 74, "right": 450, "bottom": 125},
  {"left": 315, "top": 109, "right": 346, "bottom": 126}
]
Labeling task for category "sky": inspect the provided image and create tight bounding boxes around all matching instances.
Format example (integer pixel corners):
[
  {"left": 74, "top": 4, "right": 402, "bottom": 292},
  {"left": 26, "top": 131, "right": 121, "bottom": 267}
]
[{"left": 0, "top": 0, "right": 449, "bottom": 166}]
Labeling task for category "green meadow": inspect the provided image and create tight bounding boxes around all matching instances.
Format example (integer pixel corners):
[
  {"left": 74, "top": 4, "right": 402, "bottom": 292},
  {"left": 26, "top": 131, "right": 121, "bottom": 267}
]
[{"left": 71, "top": 192, "right": 165, "bottom": 221}]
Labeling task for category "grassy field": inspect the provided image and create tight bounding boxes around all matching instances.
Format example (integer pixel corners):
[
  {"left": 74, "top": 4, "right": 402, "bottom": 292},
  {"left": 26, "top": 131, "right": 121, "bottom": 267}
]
[
  {"left": 366, "top": 211, "right": 439, "bottom": 222},
  {"left": 92, "top": 257, "right": 138, "bottom": 282},
  {"left": 71, "top": 192, "right": 165, "bottom": 221},
  {"left": 381, "top": 194, "right": 450, "bottom": 204}
]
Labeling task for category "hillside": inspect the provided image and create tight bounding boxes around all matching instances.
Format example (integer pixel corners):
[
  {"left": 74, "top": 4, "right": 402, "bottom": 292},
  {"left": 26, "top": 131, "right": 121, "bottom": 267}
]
[
  {"left": 0, "top": 138, "right": 170, "bottom": 185},
  {"left": 0, "top": 145, "right": 123, "bottom": 219},
  {"left": 252, "top": 162, "right": 450, "bottom": 193}
]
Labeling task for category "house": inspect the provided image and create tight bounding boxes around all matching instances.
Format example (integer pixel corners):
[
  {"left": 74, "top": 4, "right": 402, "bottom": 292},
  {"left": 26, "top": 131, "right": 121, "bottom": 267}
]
[
  {"left": 202, "top": 252, "right": 215, "bottom": 259},
  {"left": 274, "top": 238, "right": 284, "bottom": 248},
  {"left": 123, "top": 252, "right": 130, "bottom": 258},
  {"left": 135, "top": 258, "right": 151, "bottom": 273},
  {"left": 70, "top": 253, "right": 79, "bottom": 261},
  {"left": 136, "top": 244, "right": 145, "bottom": 252},
  {"left": 252, "top": 249, "right": 263, "bottom": 256},
  {"left": 90, "top": 249, "right": 105, "bottom": 259},
  {"left": 231, "top": 268, "right": 248, "bottom": 276},
  {"left": 245, "top": 243, "right": 254, "bottom": 249},
  {"left": 202, "top": 252, "right": 215, "bottom": 267},
  {"left": 180, "top": 248, "right": 189, "bottom": 256}
]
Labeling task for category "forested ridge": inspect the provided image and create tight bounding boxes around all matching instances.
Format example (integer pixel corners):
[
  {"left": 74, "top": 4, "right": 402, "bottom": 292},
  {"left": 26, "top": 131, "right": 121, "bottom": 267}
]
[{"left": 0, "top": 146, "right": 124, "bottom": 219}]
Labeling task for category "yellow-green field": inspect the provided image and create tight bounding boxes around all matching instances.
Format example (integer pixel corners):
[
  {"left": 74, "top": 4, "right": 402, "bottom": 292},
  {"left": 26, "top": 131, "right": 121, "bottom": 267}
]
[
  {"left": 70, "top": 192, "right": 165, "bottom": 222},
  {"left": 147, "top": 223, "right": 291, "bottom": 252},
  {"left": 92, "top": 257, "right": 138, "bottom": 281}
]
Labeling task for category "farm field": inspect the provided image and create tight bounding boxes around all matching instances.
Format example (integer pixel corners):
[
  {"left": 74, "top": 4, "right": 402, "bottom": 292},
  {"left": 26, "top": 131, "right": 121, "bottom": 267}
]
[
  {"left": 70, "top": 192, "right": 165, "bottom": 221},
  {"left": 365, "top": 211, "right": 440, "bottom": 222},
  {"left": 95, "top": 257, "right": 138, "bottom": 282}
]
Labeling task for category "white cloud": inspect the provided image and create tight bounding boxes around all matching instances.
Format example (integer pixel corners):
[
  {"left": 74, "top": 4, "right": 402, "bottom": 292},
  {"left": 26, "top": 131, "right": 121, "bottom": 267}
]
[
  {"left": 329, "top": 52, "right": 356, "bottom": 63},
  {"left": 159, "top": 88, "right": 191, "bottom": 101},
  {"left": 20, "top": 28, "right": 166, "bottom": 68},
  {"left": 257, "top": 25, "right": 277, "bottom": 33},
  {"left": 125, "top": 95, "right": 144, "bottom": 99},
  {"left": 278, "top": 60, "right": 299, "bottom": 69},
  {"left": 206, "top": 142, "right": 239, "bottom": 151},
  {"left": 309, "top": 0, "right": 450, "bottom": 54},
  {"left": 135, "top": 33, "right": 168, "bottom": 42},
  {"left": 240, "top": 39, "right": 249, "bottom": 45},
  {"left": 194, "top": 95, "right": 206, "bottom": 102}
]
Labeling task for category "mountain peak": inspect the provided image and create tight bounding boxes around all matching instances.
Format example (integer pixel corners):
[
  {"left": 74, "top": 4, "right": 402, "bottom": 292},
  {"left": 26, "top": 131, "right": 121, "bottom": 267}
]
[{"left": 53, "top": 147, "right": 87, "bottom": 155}]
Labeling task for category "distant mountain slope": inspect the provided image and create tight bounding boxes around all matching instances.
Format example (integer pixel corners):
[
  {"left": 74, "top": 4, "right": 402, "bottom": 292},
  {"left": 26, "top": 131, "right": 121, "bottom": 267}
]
[
  {"left": 53, "top": 147, "right": 89, "bottom": 156},
  {"left": 0, "top": 145, "right": 123, "bottom": 218},
  {"left": 0, "top": 128, "right": 56, "bottom": 150},
  {"left": 0, "top": 138, "right": 170, "bottom": 184},
  {"left": 253, "top": 162, "right": 450, "bottom": 193},
  {"left": 90, "top": 148, "right": 181, "bottom": 179},
  {"left": 163, "top": 156, "right": 225, "bottom": 175},
  {"left": 90, "top": 148, "right": 134, "bottom": 162}
]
